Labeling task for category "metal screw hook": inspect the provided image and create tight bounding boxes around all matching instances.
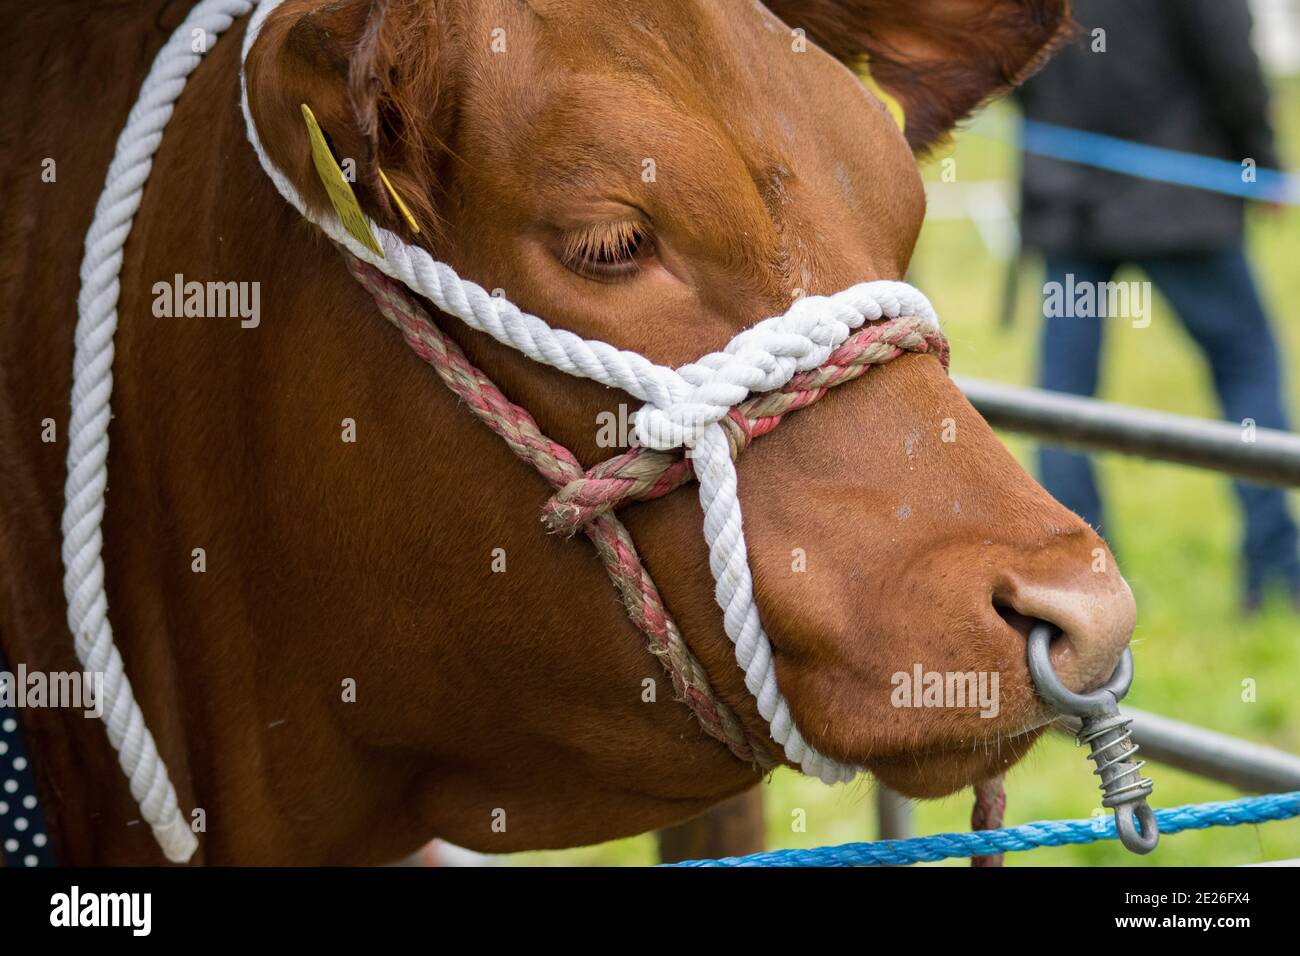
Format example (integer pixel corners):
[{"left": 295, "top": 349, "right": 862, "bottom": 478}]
[{"left": 1027, "top": 624, "right": 1159, "bottom": 854}]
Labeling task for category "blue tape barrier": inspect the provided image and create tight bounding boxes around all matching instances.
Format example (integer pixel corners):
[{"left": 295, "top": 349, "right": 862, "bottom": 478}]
[
  {"left": 1005, "top": 120, "right": 1300, "bottom": 205},
  {"left": 666, "top": 789, "right": 1300, "bottom": 867}
]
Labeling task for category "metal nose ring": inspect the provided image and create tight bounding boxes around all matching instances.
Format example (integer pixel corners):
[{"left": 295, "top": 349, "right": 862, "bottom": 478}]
[{"left": 1027, "top": 624, "right": 1159, "bottom": 855}]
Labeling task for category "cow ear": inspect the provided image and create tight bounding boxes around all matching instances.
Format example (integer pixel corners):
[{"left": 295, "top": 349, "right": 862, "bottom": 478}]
[
  {"left": 244, "top": 0, "right": 452, "bottom": 240},
  {"left": 765, "top": 0, "right": 1074, "bottom": 154}
]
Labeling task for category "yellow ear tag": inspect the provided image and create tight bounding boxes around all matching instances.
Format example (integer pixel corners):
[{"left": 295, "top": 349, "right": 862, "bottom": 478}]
[
  {"left": 300, "top": 103, "right": 384, "bottom": 257},
  {"left": 378, "top": 168, "right": 420, "bottom": 234},
  {"left": 859, "top": 57, "right": 906, "bottom": 134}
]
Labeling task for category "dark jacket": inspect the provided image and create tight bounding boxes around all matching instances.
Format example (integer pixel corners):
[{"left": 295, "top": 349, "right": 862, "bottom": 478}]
[{"left": 1016, "top": 0, "right": 1280, "bottom": 258}]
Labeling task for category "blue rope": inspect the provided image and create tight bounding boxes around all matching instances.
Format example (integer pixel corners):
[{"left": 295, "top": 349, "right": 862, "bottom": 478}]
[
  {"left": 665, "top": 790, "right": 1300, "bottom": 867},
  {"left": 996, "top": 120, "right": 1300, "bottom": 205}
]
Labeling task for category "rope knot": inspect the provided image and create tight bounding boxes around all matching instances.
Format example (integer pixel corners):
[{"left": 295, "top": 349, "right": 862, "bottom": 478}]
[
  {"left": 542, "top": 312, "right": 948, "bottom": 535},
  {"left": 631, "top": 282, "right": 938, "bottom": 452}
]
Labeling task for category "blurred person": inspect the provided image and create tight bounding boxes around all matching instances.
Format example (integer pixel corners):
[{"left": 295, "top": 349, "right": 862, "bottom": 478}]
[{"left": 1016, "top": 0, "right": 1298, "bottom": 611}]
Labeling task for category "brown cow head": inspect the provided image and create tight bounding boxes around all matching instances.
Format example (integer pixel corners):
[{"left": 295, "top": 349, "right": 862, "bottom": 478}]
[{"left": 245, "top": 0, "right": 1128, "bottom": 819}]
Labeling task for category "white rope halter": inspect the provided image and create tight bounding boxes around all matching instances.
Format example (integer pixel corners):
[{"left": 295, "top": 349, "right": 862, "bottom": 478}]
[{"left": 66, "top": 0, "right": 940, "bottom": 862}]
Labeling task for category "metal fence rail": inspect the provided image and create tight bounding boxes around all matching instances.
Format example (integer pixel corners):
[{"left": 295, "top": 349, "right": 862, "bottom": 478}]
[{"left": 956, "top": 377, "right": 1300, "bottom": 487}]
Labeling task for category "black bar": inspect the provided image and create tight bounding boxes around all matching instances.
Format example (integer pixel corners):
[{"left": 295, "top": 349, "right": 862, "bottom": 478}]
[{"left": 1, "top": 865, "right": 1293, "bottom": 939}]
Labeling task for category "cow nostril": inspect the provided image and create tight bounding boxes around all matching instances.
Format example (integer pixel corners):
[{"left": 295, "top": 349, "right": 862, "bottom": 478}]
[
  {"left": 994, "top": 602, "right": 1039, "bottom": 641},
  {"left": 994, "top": 603, "right": 1080, "bottom": 677},
  {"left": 994, "top": 582, "right": 1133, "bottom": 695}
]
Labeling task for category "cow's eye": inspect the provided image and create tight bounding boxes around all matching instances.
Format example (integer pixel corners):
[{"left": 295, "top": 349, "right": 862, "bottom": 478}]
[{"left": 558, "top": 220, "right": 653, "bottom": 281}]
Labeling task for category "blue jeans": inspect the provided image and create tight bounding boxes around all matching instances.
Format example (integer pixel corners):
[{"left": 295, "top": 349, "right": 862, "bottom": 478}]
[{"left": 1038, "top": 245, "right": 1300, "bottom": 597}]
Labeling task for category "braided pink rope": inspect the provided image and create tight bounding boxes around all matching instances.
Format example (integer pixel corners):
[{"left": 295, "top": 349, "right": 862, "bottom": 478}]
[
  {"left": 341, "top": 250, "right": 948, "bottom": 780},
  {"left": 344, "top": 254, "right": 775, "bottom": 768}
]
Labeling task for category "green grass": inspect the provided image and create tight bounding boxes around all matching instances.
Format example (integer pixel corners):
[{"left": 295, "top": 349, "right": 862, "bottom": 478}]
[{"left": 512, "top": 80, "right": 1300, "bottom": 867}]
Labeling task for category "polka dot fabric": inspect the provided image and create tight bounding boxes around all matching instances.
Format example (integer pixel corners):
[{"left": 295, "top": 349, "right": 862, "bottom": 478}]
[{"left": 0, "top": 649, "right": 55, "bottom": 867}]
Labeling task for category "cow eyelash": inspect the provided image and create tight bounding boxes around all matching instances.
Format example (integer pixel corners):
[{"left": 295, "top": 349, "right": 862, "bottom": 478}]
[{"left": 559, "top": 220, "right": 653, "bottom": 281}]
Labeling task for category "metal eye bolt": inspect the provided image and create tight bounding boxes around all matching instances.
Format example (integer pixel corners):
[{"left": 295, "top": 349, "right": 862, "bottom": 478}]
[{"left": 1027, "top": 624, "right": 1159, "bottom": 855}]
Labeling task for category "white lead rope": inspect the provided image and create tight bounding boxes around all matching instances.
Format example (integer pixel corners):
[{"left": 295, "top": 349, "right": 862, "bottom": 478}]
[
  {"left": 65, "top": 0, "right": 255, "bottom": 864},
  {"left": 67, "top": 0, "right": 941, "bottom": 862}
]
